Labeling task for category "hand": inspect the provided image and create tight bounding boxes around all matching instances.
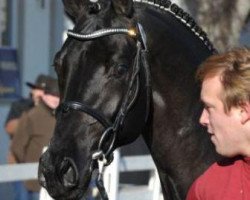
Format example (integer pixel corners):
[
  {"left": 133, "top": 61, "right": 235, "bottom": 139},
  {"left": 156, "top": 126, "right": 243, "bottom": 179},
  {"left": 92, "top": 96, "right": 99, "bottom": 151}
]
[{"left": 7, "top": 151, "right": 17, "bottom": 164}]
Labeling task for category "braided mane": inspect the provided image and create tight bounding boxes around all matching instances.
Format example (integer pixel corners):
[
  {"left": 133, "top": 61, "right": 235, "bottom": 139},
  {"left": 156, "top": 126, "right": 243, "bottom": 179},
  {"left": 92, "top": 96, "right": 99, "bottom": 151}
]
[{"left": 134, "top": 0, "right": 216, "bottom": 52}]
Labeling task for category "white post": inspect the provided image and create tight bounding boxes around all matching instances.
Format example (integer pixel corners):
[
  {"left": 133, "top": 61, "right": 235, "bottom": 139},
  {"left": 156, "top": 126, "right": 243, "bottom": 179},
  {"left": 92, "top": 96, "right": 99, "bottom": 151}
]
[
  {"left": 103, "top": 150, "right": 120, "bottom": 200},
  {"left": 39, "top": 188, "right": 54, "bottom": 200},
  {"left": 152, "top": 170, "right": 161, "bottom": 200},
  {"left": 39, "top": 147, "right": 54, "bottom": 200}
]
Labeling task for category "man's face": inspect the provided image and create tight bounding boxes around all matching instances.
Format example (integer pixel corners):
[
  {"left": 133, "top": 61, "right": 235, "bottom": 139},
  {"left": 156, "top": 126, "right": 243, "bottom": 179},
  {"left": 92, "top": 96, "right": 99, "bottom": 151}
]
[
  {"left": 199, "top": 75, "right": 244, "bottom": 157},
  {"left": 41, "top": 94, "right": 60, "bottom": 109},
  {"left": 31, "top": 88, "right": 44, "bottom": 105}
]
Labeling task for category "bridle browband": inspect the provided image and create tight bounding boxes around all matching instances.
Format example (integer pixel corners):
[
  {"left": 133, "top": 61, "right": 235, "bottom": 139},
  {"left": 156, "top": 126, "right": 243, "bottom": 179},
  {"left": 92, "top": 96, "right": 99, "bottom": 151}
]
[
  {"left": 67, "top": 28, "right": 137, "bottom": 40},
  {"left": 57, "top": 23, "right": 151, "bottom": 200}
]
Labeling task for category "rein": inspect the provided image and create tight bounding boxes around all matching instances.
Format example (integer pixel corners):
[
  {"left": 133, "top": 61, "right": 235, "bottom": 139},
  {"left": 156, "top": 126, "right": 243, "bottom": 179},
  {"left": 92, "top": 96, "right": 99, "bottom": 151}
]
[{"left": 57, "top": 24, "right": 151, "bottom": 199}]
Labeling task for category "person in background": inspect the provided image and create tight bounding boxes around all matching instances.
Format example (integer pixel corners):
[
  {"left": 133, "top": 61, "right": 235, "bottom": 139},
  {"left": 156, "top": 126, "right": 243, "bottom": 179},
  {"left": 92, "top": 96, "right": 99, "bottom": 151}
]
[
  {"left": 186, "top": 48, "right": 250, "bottom": 200},
  {"left": 5, "top": 74, "right": 49, "bottom": 200},
  {"left": 11, "top": 75, "right": 60, "bottom": 200}
]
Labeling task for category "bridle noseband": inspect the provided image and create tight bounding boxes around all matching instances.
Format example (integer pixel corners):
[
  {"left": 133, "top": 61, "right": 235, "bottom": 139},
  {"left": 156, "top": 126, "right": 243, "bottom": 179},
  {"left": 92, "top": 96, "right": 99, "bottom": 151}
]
[{"left": 57, "top": 23, "right": 150, "bottom": 200}]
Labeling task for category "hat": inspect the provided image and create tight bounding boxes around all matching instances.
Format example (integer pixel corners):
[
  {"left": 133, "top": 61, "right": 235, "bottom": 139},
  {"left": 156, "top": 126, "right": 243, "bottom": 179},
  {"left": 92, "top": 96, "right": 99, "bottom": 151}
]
[
  {"left": 44, "top": 77, "right": 60, "bottom": 97},
  {"left": 26, "top": 74, "right": 48, "bottom": 90}
]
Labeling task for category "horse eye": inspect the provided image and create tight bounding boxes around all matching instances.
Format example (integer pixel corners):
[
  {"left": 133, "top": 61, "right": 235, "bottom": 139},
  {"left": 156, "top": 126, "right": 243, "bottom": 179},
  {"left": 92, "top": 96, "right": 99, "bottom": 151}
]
[
  {"left": 109, "top": 63, "right": 128, "bottom": 78},
  {"left": 116, "top": 64, "right": 128, "bottom": 75}
]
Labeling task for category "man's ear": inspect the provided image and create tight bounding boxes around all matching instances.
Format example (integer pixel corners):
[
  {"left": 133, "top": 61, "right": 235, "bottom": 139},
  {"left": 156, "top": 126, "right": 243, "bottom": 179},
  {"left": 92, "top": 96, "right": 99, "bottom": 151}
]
[
  {"left": 112, "top": 0, "right": 134, "bottom": 17},
  {"left": 62, "top": 0, "right": 85, "bottom": 22},
  {"left": 240, "top": 102, "right": 250, "bottom": 124}
]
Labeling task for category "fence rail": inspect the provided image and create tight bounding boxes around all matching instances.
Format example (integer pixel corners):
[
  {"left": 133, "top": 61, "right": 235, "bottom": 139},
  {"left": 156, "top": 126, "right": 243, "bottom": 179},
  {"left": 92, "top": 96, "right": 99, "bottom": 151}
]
[
  {"left": 0, "top": 163, "right": 38, "bottom": 182},
  {"left": 0, "top": 155, "right": 154, "bottom": 183}
]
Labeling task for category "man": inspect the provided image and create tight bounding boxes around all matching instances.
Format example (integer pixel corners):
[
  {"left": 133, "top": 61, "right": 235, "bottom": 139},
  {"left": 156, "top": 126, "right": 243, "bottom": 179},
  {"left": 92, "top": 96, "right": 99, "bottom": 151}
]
[
  {"left": 5, "top": 74, "right": 48, "bottom": 200},
  {"left": 5, "top": 74, "right": 48, "bottom": 140},
  {"left": 11, "top": 76, "right": 60, "bottom": 200},
  {"left": 186, "top": 48, "right": 250, "bottom": 200}
]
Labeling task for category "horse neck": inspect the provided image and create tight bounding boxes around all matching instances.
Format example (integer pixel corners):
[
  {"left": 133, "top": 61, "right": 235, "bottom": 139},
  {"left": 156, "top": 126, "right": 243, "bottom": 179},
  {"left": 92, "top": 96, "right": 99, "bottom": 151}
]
[
  {"left": 134, "top": 3, "right": 213, "bottom": 139},
  {"left": 135, "top": 5, "right": 211, "bottom": 134},
  {"left": 133, "top": 5, "right": 217, "bottom": 199}
]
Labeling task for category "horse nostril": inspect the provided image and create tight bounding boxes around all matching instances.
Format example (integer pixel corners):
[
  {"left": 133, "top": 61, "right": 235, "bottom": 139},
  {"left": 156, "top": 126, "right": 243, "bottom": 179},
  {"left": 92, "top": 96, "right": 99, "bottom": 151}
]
[
  {"left": 60, "top": 158, "right": 79, "bottom": 188},
  {"left": 63, "top": 166, "right": 76, "bottom": 187}
]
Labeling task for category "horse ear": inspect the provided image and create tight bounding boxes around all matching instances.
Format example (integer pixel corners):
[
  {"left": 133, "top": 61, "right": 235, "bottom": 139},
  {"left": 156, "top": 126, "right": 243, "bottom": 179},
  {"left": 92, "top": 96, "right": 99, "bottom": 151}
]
[
  {"left": 112, "top": 0, "right": 134, "bottom": 17},
  {"left": 62, "top": 0, "right": 84, "bottom": 22}
]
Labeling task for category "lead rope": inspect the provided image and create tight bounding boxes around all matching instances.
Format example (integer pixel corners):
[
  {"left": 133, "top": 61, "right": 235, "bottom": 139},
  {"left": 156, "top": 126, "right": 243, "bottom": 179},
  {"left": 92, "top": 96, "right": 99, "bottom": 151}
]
[
  {"left": 91, "top": 126, "right": 117, "bottom": 199},
  {"left": 92, "top": 151, "right": 109, "bottom": 200}
]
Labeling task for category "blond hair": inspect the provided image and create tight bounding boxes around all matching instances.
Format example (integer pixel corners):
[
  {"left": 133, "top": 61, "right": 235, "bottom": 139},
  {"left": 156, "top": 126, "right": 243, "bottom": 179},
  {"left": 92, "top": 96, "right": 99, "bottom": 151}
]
[{"left": 196, "top": 48, "right": 250, "bottom": 112}]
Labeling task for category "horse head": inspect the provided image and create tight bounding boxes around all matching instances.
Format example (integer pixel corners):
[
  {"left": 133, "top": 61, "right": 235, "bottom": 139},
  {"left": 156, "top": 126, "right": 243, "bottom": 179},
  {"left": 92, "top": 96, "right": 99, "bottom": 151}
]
[{"left": 39, "top": 0, "right": 149, "bottom": 199}]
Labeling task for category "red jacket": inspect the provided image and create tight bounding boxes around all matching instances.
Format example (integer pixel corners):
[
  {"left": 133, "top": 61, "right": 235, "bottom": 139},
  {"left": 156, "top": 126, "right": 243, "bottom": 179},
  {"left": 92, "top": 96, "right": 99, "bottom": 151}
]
[{"left": 186, "top": 157, "right": 250, "bottom": 200}]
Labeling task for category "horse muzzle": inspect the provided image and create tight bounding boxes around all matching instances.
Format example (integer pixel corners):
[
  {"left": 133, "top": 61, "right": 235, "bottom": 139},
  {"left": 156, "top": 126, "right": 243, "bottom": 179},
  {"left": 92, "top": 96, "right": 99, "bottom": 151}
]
[{"left": 38, "top": 150, "right": 82, "bottom": 199}]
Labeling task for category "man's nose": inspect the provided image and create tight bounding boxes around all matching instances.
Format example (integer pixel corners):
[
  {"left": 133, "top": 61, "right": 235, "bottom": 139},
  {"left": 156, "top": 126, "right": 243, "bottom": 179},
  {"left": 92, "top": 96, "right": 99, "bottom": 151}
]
[{"left": 199, "top": 109, "right": 208, "bottom": 127}]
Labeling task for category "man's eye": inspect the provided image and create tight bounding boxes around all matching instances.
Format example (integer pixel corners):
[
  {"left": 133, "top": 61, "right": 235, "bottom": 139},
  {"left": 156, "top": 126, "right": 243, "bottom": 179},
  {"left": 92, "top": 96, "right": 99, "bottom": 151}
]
[{"left": 205, "top": 104, "right": 214, "bottom": 112}]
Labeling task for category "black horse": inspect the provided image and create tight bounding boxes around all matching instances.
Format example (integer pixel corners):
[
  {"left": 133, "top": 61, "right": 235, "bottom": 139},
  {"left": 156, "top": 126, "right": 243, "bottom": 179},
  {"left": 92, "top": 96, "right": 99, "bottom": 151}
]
[{"left": 38, "top": 0, "right": 220, "bottom": 199}]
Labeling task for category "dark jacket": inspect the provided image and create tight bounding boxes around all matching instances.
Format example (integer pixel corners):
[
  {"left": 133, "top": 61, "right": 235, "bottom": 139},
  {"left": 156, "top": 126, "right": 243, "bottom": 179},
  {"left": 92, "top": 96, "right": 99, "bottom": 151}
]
[
  {"left": 5, "top": 98, "right": 33, "bottom": 125},
  {"left": 11, "top": 101, "right": 56, "bottom": 192}
]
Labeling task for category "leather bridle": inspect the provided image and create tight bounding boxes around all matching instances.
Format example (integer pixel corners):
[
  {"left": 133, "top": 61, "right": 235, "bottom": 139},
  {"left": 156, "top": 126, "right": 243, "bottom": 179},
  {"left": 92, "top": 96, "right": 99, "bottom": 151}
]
[{"left": 56, "top": 23, "right": 151, "bottom": 200}]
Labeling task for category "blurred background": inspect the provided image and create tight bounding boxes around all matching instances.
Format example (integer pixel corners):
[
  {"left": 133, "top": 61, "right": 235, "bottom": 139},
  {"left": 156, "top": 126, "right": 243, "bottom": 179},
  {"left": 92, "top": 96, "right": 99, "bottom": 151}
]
[{"left": 0, "top": 0, "right": 249, "bottom": 199}]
